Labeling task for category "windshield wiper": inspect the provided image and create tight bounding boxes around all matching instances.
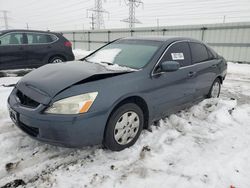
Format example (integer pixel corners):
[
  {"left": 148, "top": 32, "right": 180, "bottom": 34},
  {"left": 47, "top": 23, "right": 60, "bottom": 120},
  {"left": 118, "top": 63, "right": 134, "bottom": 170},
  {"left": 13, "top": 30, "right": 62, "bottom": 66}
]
[
  {"left": 101, "top": 61, "right": 113, "bottom": 65},
  {"left": 84, "top": 59, "right": 94, "bottom": 63},
  {"left": 84, "top": 59, "right": 113, "bottom": 66}
]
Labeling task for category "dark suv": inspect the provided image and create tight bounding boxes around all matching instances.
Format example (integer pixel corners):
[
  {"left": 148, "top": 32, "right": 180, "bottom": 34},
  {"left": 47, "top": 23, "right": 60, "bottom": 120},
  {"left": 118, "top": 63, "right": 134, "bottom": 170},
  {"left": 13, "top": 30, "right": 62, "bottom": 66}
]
[{"left": 0, "top": 30, "right": 74, "bottom": 70}]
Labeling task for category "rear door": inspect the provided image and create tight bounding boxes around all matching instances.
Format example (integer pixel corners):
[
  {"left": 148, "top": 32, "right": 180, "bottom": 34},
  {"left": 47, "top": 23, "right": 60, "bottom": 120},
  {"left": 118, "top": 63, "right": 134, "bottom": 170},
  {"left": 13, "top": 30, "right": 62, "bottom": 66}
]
[
  {"left": 149, "top": 41, "right": 197, "bottom": 118},
  {"left": 24, "top": 32, "right": 58, "bottom": 67},
  {"left": 0, "top": 32, "right": 27, "bottom": 70},
  {"left": 189, "top": 42, "right": 218, "bottom": 99}
]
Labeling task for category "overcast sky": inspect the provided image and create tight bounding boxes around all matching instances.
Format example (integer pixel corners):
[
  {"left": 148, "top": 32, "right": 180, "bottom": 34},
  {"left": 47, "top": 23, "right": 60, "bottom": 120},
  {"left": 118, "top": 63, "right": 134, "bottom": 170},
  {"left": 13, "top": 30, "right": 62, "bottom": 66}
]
[{"left": 0, "top": 0, "right": 250, "bottom": 31}]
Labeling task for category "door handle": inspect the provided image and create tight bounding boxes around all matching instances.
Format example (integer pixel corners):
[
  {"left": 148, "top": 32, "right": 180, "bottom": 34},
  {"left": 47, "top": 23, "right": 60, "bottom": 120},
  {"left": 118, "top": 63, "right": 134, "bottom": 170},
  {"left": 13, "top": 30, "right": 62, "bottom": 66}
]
[
  {"left": 211, "top": 64, "right": 217, "bottom": 68},
  {"left": 188, "top": 71, "right": 196, "bottom": 77}
]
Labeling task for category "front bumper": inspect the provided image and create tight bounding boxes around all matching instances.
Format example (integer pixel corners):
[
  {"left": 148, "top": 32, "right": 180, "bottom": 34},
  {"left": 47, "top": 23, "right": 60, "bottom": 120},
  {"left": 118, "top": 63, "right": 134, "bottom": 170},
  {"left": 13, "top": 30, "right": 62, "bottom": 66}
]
[{"left": 8, "top": 89, "right": 108, "bottom": 148}]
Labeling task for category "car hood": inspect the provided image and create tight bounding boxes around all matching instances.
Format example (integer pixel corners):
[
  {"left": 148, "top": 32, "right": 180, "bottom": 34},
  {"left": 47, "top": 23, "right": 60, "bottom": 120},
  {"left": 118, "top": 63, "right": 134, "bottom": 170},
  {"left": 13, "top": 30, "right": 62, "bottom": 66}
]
[{"left": 16, "top": 61, "right": 131, "bottom": 105}]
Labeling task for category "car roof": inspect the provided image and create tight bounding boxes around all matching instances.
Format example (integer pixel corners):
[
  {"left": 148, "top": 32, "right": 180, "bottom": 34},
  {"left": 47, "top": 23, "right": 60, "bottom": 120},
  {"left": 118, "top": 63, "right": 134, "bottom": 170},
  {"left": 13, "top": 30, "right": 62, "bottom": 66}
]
[
  {"left": 0, "top": 29, "right": 59, "bottom": 35},
  {"left": 123, "top": 36, "right": 201, "bottom": 43}
]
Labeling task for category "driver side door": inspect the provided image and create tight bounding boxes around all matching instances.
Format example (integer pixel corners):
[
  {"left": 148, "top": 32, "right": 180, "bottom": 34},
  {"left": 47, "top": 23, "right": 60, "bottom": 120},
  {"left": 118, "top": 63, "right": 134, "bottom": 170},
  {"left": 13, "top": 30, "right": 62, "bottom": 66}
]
[{"left": 148, "top": 41, "right": 197, "bottom": 118}]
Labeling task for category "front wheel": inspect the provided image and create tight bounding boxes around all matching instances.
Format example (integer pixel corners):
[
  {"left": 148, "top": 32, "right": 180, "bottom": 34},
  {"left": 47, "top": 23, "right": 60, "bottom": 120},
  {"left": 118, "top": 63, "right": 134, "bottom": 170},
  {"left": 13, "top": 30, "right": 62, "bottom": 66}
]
[
  {"left": 104, "top": 103, "right": 144, "bottom": 151},
  {"left": 208, "top": 78, "right": 221, "bottom": 98}
]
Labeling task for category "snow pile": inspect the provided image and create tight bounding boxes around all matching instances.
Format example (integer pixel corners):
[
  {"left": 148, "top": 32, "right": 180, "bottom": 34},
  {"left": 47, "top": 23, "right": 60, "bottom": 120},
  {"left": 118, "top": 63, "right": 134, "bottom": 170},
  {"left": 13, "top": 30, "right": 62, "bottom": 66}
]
[
  {"left": 72, "top": 49, "right": 92, "bottom": 60},
  {"left": 0, "top": 62, "right": 250, "bottom": 188}
]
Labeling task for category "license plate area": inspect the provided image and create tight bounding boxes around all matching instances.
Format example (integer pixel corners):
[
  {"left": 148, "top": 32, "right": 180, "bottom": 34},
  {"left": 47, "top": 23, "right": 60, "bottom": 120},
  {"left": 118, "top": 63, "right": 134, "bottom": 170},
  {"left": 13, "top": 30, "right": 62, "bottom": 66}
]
[{"left": 9, "top": 107, "right": 19, "bottom": 124}]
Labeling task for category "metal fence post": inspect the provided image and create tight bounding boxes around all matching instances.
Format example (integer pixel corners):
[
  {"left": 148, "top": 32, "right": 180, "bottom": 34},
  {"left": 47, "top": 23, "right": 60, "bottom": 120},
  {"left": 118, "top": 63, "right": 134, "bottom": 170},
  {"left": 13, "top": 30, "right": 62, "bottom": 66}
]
[
  {"left": 88, "top": 31, "right": 91, "bottom": 51},
  {"left": 201, "top": 27, "right": 207, "bottom": 41},
  {"left": 130, "top": 30, "right": 134, "bottom": 36},
  {"left": 162, "top": 29, "right": 167, "bottom": 36},
  {"left": 72, "top": 32, "right": 75, "bottom": 49},
  {"left": 108, "top": 30, "right": 111, "bottom": 42}
]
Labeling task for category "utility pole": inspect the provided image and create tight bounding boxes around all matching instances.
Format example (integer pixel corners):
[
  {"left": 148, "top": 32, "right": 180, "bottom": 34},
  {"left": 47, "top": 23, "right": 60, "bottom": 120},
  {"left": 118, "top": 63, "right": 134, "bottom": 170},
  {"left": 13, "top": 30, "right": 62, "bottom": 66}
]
[
  {"left": 87, "top": 0, "right": 109, "bottom": 30},
  {"left": 0, "top": 10, "right": 10, "bottom": 29},
  {"left": 223, "top": 15, "right": 226, "bottom": 23},
  {"left": 121, "top": 0, "right": 143, "bottom": 28},
  {"left": 26, "top": 23, "right": 29, "bottom": 30}
]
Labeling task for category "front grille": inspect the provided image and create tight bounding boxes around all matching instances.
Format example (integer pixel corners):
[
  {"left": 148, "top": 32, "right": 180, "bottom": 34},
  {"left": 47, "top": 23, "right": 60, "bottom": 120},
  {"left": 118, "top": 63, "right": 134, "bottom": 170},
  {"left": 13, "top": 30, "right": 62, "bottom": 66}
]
[
  {"left": 18, "top": 122, "right": 39, "bottom": 137},
  {"left": 16, "top": 90, "right": 40, "bottom": 108}
]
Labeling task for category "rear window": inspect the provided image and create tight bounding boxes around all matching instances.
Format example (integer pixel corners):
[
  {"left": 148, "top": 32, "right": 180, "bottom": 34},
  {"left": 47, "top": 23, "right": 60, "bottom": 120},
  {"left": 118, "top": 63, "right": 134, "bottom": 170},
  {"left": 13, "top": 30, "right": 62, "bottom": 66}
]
[
  {"left": 189, "top": 42, "right": 209, "bottom": 64},
  {"left": 26, "top": 33, "right": 57, "bottom": 44}
]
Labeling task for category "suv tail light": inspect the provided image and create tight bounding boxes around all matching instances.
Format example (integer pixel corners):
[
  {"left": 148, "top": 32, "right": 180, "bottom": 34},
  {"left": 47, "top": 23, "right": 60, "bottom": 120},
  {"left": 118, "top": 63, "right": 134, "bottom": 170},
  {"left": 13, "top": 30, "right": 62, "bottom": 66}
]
[{"left": 64, "top": 41, "right": 72, "bottom": 47}]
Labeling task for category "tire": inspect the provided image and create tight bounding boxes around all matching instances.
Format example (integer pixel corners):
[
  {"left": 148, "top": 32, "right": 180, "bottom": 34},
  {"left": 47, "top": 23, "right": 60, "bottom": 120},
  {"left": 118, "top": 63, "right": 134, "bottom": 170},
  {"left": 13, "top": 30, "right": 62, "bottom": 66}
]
[
  {"left": 104, "top": 103, "right": 144, "bottom": 151},
  {"left": 207, "top": 78, "right": 221, "bottom": 98},
  {"left": 49, "top": 56, "right": 65, "bottom": 64}
]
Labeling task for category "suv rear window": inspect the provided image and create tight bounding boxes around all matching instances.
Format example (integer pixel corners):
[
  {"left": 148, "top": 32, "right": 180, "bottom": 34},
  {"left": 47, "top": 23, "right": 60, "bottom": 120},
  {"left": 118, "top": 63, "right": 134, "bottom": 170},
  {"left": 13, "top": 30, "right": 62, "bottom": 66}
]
[
  {"left": 26, "top": 33, "right": 57, "bottom": 44},
  {"left": 189, "top": 42, "right": 209, "bottom": 64}
]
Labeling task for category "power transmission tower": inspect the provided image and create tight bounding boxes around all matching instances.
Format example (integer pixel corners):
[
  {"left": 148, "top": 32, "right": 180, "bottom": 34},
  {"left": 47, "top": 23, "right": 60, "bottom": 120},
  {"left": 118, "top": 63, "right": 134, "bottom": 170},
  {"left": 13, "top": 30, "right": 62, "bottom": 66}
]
[
  {"left": 87, "top": 0, "right": 109, "bottom": 30},
  {"left": 121, "top": 0, "right": 143, "bottom": 28},
  {"left": 0, "top": 10, "right": 10, "bottom": 29},
  {"left": 89, "top": 14, "right": 95, "bottom": 30}
]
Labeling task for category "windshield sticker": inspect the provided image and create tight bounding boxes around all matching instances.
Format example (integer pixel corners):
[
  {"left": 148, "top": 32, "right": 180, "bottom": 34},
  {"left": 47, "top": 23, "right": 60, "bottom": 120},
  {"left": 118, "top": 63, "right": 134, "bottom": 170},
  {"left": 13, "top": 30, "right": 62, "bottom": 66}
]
[{"left": 171, "top": 53, "right": 184, "bottom": 60}]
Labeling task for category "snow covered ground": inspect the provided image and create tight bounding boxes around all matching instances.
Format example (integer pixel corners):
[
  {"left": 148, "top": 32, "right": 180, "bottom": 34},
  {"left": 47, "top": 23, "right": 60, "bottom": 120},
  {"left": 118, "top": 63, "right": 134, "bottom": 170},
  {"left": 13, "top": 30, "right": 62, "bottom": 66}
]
[{"left": 0, "top": 60, "right": 250, "bottom": 188}]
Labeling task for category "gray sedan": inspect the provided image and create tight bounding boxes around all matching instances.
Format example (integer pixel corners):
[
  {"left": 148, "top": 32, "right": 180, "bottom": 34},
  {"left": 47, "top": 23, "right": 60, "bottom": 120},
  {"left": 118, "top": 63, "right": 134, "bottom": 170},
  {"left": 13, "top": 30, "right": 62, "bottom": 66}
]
[{"left": 8, "top": 36, "right": 227, "bottom": 151}]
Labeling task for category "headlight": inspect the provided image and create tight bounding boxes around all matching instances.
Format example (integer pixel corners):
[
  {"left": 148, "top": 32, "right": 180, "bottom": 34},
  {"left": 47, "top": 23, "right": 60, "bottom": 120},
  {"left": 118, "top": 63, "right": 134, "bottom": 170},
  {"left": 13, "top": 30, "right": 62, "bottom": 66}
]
[{"left": 45, "top": 92, "right": 98, "bottom": 114}]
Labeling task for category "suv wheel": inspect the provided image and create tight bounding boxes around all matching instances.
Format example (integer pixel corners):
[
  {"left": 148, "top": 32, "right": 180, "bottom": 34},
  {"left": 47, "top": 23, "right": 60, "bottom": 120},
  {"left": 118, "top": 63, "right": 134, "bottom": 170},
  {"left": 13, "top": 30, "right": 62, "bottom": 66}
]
[
  {"left": 104, "top": 103, "right": 144, "bottom": 151},
  {"left": 49, "top": 56, "right": 64, "bottom": 64},
  {"left": 208, "top": 78, "right": 221, "bottom": 98}
]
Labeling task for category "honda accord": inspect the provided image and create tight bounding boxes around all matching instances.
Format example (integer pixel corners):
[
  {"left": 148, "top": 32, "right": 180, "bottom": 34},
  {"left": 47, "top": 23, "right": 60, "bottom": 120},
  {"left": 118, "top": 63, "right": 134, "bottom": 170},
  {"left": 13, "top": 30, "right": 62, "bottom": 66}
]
[{"left": 8, "top": 36, "right": 227, "bottom": 151}]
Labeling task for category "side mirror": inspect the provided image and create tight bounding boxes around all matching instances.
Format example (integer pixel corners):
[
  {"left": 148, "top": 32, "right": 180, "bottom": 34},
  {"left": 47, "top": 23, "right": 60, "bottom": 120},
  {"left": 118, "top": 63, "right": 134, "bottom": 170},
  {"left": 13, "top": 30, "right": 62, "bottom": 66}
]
[{"left": 161, "top": 61, "right": 180, "bottom": 72}]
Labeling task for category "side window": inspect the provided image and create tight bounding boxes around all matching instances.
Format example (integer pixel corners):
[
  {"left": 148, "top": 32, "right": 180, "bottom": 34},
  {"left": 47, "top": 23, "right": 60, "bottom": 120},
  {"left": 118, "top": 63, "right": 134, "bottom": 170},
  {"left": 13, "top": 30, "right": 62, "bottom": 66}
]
[
  {"left": 0, "top": 33, "right": 24, "bottom": 45},
  {"left": 38, "top": 34, "right": 52, "bottom": 44},
  {"left": 207, "top": 48, "right": 214, "bottom": 60},
  {"left": 189, "top": 42, "right": 209, "bottom": 64},
  {"left": 26, "top": 33, "right": 56, "bottom": 44},
  {"left": 207, "top": 46, "right": 218, "bottom": 59},
  {"left": 160, "top": 42, "right": 191, "bottom": 67},
  {"left": 50, "top": 34, "right": 58, "bottom": 42},
  {"left": 27, "top": 33, "right": 39, "bottom": 44}
]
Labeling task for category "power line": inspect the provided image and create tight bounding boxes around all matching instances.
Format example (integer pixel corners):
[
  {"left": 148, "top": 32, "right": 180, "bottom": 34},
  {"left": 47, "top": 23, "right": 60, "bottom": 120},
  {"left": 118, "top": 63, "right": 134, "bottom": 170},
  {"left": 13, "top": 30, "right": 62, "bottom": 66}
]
[
  {"left": 87, "top": 0, "right": 109, "bottom": 30},
  {"left": 121, "top": 0, "right": 143, "bottom": 28}
]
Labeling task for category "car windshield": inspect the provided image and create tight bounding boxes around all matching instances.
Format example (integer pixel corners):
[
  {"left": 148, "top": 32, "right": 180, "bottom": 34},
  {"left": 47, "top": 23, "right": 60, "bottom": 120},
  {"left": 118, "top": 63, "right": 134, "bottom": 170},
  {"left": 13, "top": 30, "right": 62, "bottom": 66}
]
[{"left": 85, "top": 39, "right": 163, "bottom": 69}]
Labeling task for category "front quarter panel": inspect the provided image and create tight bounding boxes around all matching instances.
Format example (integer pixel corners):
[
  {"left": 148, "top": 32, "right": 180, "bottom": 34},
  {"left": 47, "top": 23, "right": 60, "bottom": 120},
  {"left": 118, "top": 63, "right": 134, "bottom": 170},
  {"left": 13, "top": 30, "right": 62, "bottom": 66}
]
[{"left": 52, "top": 70, "right": 154, "bottom": 123}]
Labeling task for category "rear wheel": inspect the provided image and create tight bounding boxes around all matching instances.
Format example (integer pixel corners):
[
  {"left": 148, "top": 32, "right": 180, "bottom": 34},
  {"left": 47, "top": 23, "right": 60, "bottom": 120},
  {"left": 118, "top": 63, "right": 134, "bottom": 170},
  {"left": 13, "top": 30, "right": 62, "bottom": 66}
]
[
  {"left": 104, "top": 103, "right": 144, "bottom": 151},
  {"left": 208, "top": 78, "right": 221, "bottom": 98},
  {"left": 49, "top": 56, "right": 65, "bottom": 64}
]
